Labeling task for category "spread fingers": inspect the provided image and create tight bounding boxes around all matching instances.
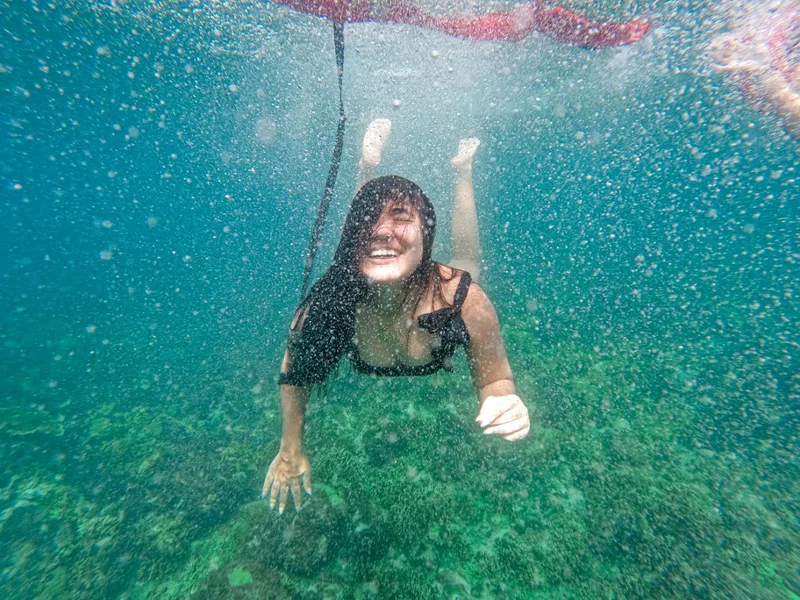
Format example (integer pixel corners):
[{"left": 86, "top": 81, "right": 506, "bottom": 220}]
[
  {"left": 290, "top": 478, "right": 303, "bottom": 512},
  {"left": 269, "top": 477, "right": 280, "bottom": 510},
  {"left": 278, "top": 483, "right": 289, "bottom": 514},
  {"left": 262, "top": 472, "right": 274, "bottom": 499}
]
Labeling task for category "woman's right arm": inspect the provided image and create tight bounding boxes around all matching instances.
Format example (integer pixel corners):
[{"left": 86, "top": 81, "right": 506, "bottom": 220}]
[{"left": 262, "top": 350, "right": 313, "bottom": 513}]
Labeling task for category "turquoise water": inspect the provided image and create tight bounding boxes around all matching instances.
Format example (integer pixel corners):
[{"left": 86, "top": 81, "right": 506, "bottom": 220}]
[{"left": 2, "top": 1, "right": 798, "bottom": 598}]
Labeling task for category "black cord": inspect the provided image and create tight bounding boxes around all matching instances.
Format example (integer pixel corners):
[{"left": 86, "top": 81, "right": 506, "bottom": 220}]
[{"left": 299, "top": 21, "right": 346, "bottom": 302}]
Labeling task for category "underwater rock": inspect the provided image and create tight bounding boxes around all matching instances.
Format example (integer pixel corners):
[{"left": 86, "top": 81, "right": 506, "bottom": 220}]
[
  {"left": 362, "top": 422, "right": 409, "bottom": 467},
  {"left": 437, "top": 568, "right": 472, "bottom": 596},
  {"left": 0, "top": 407, "right": 64, "bottom": 436},
  {"left": 227, "top": 565, "right": 253, "bottom": 587},
  {"left": 245, "top": 490, "right": 350, "bottom": 576}
]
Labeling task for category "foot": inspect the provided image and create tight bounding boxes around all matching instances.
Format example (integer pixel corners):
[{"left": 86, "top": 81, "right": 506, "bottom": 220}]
[
  {"left": 710, "top": 34, "right": 767, "bottom": 73},
  {"left": 451, "top": 137, "right": 480, "bottom": 171},
  {"left": 361, "top": 118, "right": 392, "bottom": 167}
]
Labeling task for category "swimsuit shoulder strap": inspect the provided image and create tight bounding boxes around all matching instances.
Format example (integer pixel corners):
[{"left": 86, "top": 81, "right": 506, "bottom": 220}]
[{"left": 452, "top": 270, "right": 472, "bottom": 312}]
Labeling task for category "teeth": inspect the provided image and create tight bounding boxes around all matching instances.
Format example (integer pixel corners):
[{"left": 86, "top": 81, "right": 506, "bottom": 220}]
[{"left": 369, "top": 249, "right": 398, "bottom": 258}]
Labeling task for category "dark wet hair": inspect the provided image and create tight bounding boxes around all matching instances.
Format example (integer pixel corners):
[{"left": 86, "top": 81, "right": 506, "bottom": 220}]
[{"left": 283, "top": 175, "right": 441, "bottom": 386}]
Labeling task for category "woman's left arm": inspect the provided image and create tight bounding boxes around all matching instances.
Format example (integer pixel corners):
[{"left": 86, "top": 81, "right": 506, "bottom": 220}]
[{"left": 461, "top": 283, "right": 530, "bottom": 441}]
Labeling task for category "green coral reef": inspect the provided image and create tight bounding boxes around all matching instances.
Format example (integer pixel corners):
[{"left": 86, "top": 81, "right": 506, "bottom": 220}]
[{"left": 1, "top": 318, "right": 798, "bottom": 600}]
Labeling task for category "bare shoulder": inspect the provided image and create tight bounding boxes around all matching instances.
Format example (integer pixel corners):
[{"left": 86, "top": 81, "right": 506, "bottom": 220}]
[
  {"left": 431, "top": 264, "right": 495, "bottom": 319},
  {"left": 432, "top": 264, "right": 470, "bottom": 299},
  {"left": 461, "top": 281, "right": 505, "bottom": 352},
  {"left": 433, "top": 264, "right": 484, "bottom": 299},
  {"left": 461, "top": 280, "right": 498, "bottom": 325}
]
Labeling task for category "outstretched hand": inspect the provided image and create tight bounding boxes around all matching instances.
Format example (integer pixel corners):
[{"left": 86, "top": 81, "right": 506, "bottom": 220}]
[
  {"left": 262, "top": 451, "right": 312, "bottom": 514},
  {"left": 476, "top": 395, "right": 530, "bottom": 441}
]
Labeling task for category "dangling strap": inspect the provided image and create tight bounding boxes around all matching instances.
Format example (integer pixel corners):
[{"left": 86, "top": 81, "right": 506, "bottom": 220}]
[{"left": 299, "top": 21, "right": 346, "bottom": 302}]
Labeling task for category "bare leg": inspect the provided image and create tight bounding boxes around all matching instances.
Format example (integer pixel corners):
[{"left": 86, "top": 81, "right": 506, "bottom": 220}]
[
  {"left": 450, "top": 138, "right": 481, "bottom": 283},
  {"left": 356, "top": 118, "right": 392, "bottom": 192}
]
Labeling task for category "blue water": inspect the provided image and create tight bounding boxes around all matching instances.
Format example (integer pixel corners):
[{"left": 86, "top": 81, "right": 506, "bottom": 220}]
[{"left": 2, "top": 1, "right": 798, "bottom": 598}]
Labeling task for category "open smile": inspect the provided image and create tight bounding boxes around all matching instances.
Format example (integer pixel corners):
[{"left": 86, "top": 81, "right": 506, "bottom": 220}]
[{"left": 366, "top": 248, "right": 401, "bottom": 260}]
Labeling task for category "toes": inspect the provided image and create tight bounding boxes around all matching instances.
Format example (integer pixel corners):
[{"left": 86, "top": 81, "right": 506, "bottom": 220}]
[
  {"left": 458, "top": 137, "right": 480, "bottom": 156},
  {"left": 362, "top": 118, "right": 392, "bottom": 165},
  {"left": 365, "top": 118, "right": 392, "bottom": 143}
]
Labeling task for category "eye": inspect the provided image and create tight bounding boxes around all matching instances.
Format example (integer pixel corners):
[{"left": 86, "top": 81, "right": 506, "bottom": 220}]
[{"left": 391, "top": 206, "right": 413, "bottom": 220}]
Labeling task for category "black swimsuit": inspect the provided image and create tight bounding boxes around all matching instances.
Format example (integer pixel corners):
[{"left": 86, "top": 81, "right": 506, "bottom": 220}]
[
  {"left": 348, "top": 271, "right": 472, "bottom": 377},
  {"left": 278, "top": 270, "right": 473, "bottom": 386}
]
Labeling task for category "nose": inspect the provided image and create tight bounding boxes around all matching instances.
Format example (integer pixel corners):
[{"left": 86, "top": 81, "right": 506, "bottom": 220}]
[{"left": 372, "top": 218, "right": 393, "bottom": 240}]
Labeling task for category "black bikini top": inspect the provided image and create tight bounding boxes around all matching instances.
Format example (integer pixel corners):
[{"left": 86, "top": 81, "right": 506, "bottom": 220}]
[{"left": 348, "top": 271, "right": 472, "bottom": 377}]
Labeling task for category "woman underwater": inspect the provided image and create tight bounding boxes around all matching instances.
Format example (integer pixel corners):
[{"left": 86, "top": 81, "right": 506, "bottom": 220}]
[{"left": 263, "top": 120, "right": 530, "bottom": 513}]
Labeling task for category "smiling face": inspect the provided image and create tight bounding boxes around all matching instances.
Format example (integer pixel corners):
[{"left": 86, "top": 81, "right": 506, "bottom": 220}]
[
  {"left": 358, "top": 199, "right": 424, "bottom": 285},
  {"left": 332, "top": 176, "right": 436, "bottom": 293}
]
